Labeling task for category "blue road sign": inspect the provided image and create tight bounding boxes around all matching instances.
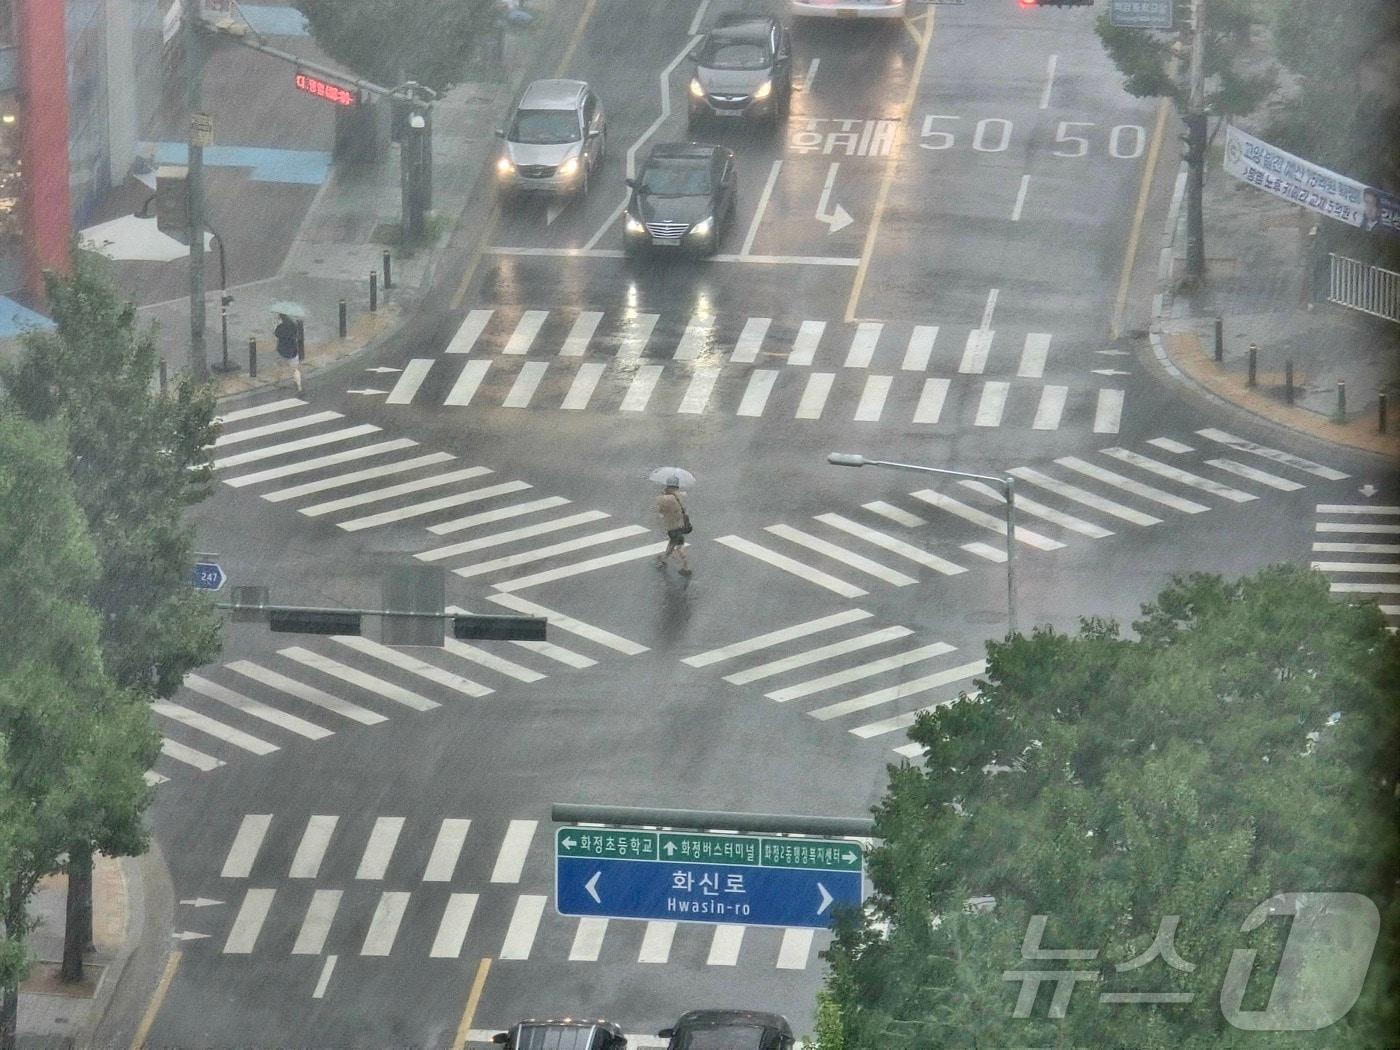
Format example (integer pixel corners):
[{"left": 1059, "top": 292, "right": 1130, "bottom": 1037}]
[
  {"left": 556, "top": 856, "right": 863, "bottom": 930},
  {"left": 191, "top": 562, "right": 226, "bottom": 591}
]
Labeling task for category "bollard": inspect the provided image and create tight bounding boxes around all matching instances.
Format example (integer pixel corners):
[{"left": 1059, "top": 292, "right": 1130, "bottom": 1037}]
[
  {"left": 339, "top": 299, "right": 348, "bottom": 339},
  {"left": 296, "top": 320, "right": 306, "bottom": 363},
  {"left": 1285, "top": 360, "right": 1294, "bottom": 404},
  {"left": 382, "top": 250, "right": 393, "bottom": 291},
  {"left": 1213, "top": 317, "right": 1223, "bottom": 362},
  {"left": 248, "top": 337, "right": 257, "bottom": 378},
  {"left": 159, "top": 359, "right": 168, "bottom": 395},
  {"left": 1337, "top": 380, "right": 1346, "bottom": 419},
  {"left": 1247, "top": 343, "right": 1257, "bottom": 388},
  {"left": 1379, "top": 392, "right": 1388, "bottom": 433},
  {"left": 369, "top": 271, "right": 378, "bottom": 313}
]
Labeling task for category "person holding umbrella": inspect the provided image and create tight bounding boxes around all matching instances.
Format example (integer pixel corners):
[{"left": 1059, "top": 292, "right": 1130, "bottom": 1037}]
[
  {"left": 651, "top": 467, "right": 694, "bottom": 577},
  {"left": 271, "top": 301, "right": 306, "bottom": 394}
]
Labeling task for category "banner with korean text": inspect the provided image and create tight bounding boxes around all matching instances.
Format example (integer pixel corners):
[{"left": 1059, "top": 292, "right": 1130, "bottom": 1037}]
[{"left": 1222, "top": 125, "right": 1366, "bottom": 227}]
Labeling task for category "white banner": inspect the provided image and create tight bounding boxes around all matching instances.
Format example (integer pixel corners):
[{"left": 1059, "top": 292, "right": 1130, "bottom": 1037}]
[{"left": 1222, "top": 124, "right": 1366, "bottom": 227}]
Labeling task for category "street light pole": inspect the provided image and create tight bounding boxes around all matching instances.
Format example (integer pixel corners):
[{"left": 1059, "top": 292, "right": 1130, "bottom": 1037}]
[
  {"left": 827, "top": 452, "right": 1018, "bottom": 636},
  {"left": 1183, "top": 0, "right": 1207, "bottom": 280},
  {"left": 184, "top": 7, "right": 209, "bottom": 381}
]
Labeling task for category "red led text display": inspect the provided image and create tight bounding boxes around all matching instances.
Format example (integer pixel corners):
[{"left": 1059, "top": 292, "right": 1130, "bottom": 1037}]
[{"left": 294, "top": 72, "right": 357, "bottom": 107}]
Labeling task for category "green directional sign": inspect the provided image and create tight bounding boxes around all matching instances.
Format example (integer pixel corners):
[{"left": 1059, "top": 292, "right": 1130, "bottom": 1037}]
[
  {"left": 557, "top": 828, "right": 863, "bottom": 873},
  {"left": 760, "top": 837, "right": 863, "bottom": 872},
  {"left": 659, "top": 832, "right": 761, "bottom": 867},
  {"left": 556, "top": 827, "right": 657, "bottom": 861}
]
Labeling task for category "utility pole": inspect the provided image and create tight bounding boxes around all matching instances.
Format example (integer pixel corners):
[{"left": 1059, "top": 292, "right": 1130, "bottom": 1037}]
[
  {"left": 1183, "top": 0, "right": 1207, "bottom": 279},
  {"left": 185, "top": 4, "right": 209, "bottom": 381}
]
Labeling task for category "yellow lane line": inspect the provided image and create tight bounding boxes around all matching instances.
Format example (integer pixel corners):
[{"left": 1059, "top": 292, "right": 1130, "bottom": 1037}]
[
  {"left": 453, "top": 957, "right": 493, "bottom": 1050},
  {"left": 845, "top": 9, "right": 936, "bottom": 322},
  {"left": 129, "top": 949, "right": 182, "bottom": 1050},
  {"left": 555, "top": 0, "right": 598, "bottom": 76},
  {"left": 1110, "top": 96, "right": 1172, "bottom": 339},
  {"left": 901, "top": 10, "right": 927, "bottom": 46}
]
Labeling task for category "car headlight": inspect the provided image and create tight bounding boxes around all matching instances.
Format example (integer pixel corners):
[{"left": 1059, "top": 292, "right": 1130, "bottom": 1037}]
[
  {"left": 753, "top": 80, "right": 772, "bottom": 100},
  {"left": 496, "top": 155, "right": 515, "bottom": 175},
  {"left": 626, "top": 215, "right": 646, "bottom": 234},
  {"left": 689, "top": 78, "right": 706, "bottom": 99},
  {"left": 558, "top": 156, "right": 580, "bottom": 177},
  {"left": 691, "top": 217, "right": 714, "bottom": 237}
]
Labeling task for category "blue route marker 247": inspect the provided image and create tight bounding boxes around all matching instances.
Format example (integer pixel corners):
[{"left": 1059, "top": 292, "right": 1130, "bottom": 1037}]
[
  {"left": 190, "top": 561, "right": 226, "bottom": 591},
  {"left": 555, "top": 827, "right": 864, "bottom": 930}
]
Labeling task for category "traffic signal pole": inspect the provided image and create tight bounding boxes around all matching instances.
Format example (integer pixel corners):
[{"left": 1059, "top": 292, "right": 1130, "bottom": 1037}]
[
  {"left": 1183, "top": 0, "right": 1207, "bottom": 279},
  {"left": 185, "top": 11, "right": 209, "bottom": 381}
]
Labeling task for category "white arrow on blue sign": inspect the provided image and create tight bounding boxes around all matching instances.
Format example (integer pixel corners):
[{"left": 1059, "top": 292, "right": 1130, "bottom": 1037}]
[{"left": 191, "top": 562, "right": 226, "bottom": 591}]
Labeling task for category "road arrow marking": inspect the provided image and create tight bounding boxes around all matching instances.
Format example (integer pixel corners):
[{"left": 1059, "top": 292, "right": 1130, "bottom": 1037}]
[
  {"left": 179, "top": 898, "right": 224, "bottom": 908},
  {"left": 345, "top": 388, "right": 389, "bottom": 396},
  {"left": 365, "top": 366, "right": 402, "bottom": 374},
  {"left": 816, "top": 163, "right": 853, "bottom": 234},
  {"left": 1090, "top": 369, "right": 1130, "bottom": 376},
  {"left": 562, "top": 836, "right": 577, "bottom": 850},
  {"left": 816, "top": 883, "right": 834, "bottom": 916},
  {"left": 585, "top": 871, "right": 602, "bottom": 904},
  {"left": 172, "top": 930, "right": 210, "bottom": 941},
  {"left": 547, "top": 202, "right": 566, "bottom": 226},
  {"left": 1094, "top": 350, "right": 1131, "bottom": 356},
  {"left": 1360, "top": 484, "right": 1380, "bottom": 497}
]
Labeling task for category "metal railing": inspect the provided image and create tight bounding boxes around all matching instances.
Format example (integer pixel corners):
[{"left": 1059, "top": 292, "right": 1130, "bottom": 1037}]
[{"left": 1329, "top": 253, "right": 1400, "bottom": 324}]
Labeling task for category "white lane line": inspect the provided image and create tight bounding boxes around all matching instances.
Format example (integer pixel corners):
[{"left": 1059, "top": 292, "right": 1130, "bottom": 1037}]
[
  {"left": 707, "top": 925, "right": 744, "bottom": 966},
  {"left": 638, "top": 921, "right": 677, "bottom": 964},
  {"left": 1009, "top": 466, "right": 1162, "bottom": 525},
  {"left": 444, "top": 640, "right": 544, "bottom": 683},
  {"left": 1056, "top": 456, "right": 1208, "bottom": 514},
  {"left": 338, "top": 480, "right": 533, "bottom": 533},
  {"left": 619, "top": 365, "right": 664, "bottom": 412},
  {"left": 912, "top": 378, "right": 950, "bottom": 424},
  {"left": 683, "top": 609, "right": 872, "bottom": 667},
  {"left": 902, "top": 326, "right": 937, "bottom": 371},
  {"left": 499, "top": 895, "right": 547, "bottom": 960},
  {"left": 802, "top": 57, "right": 820, "bottom": 91},
  {"left": 386, "top": 360, "right": 434, "bottom": 404},
  {"left": 958, "top": 330, "right": 992, "bottom": 374},
  {"left": 850, "top": 690, "right": 980, "bottom": 738},
  {"left": 224, "top": 438, "right": 420, "bottom": 488},
  {"left": 617, "top": 313, "right": 661, "bottom": 363},
  {"left": 221, "top": 814, "right": 273, "bottom": 878},
  {"left": 687, "top": 0, "right": 710, "bottom": 34},
  {"left": 356, "top": 816, "right": 405, "bottom": 880},
  {"left": 214, "top": 410, "right": 343, "bottom": 448},
  {"left": 430, "top": 893, "right": 478, "bottom": 958},
  {"left": 332, "top": 636, "right": 492, "bottom": 698},
  {"left": 814, "top": 513, "right": 967, "bottom": 574},
  {"left": 418, "top": 510, "right": 610, "bottom": 563},
  {"left": 263, "top": 453, "right": 456, "bottom": 504},
  {"left": 731, "top": 317, "right": 771, "bottom": 363},
  {"left": 974, "top": 381, "right": 1009, "bottom": 427},
  {"left": 958, "top": 479, "right": 1112, "bottom": 538},
  {"left": 844, "top": 323, "right": 882, "bottom": 368},
  {"left": 280, "top": 647, "right": 440, "bottom": 711},
  {"left": 767, "top": 523, "right": 917, "bottom": 585},
  {"left": 1093, "top": 389, "right": 1125, "bottom": 434},
  {"left": 292, "top": 890, "right": 342, "bottom": 955},
  {"left": 494, "top": 542, "right": 668, "bottom": 593},
  {"left": 714, "top": 536, "right": 866, "bottom": 597},
  {"left": 451, "top": 525, "right": 649, "bottom": 580},
  {"left": 962, "top": 541, "right": 1007, "bottom": 562},
  {"left": 1331, "top": 582, "right": 1400, "bottom": 593},
  {"left": 423, "top": 819, "right": 472, "bottom": 882},
  {"left": 223, "top": 889, "right": 275, "bottom": 954},
  {"left": 444, "top": 360, "right": 492, "bottom": 406},
  {"left": 300, "top": 466, "right": 492, "bottom": 517},
  {"left": 502, "top": 310, "right": 548, "bottom": 355},
  {"left": 312, "top": 953, "right": 338, "bottom": 997},
  {"left": 811, "top": 659, "right": 986, "bottom": 721},
  {"left": 1318, "top": 523, "right": 1400, "bottom": 534},
  {"left": 854, "top": 375, "right": 893, "bottom": 421},
  {"left": 980, "top": 288, "right": 999, "bottom": 330},
  {"left": 560, "top": 311, "right": 604, "bottom": 357},
  {"left": 1206, "top": 458, "right": 1302, "bottom": 491},
  {"left": 911, "top": 490, "right": 1066, "bottom": 549},
  {"left": 1197, "top": 428, "right": 1348, "bottom": 480},
  {"left": 777, "top": 928, "right": 815, "bottom": 970},
  {"left": 152, "top": 702, "right": 278, "bottom": 755},
  {"left": 1314, "top": 542, "right": 1400, "bottom": 554},
  {"left": 1316, "top": 504, "right": 1400, "bottom": 514},
  {"left": 795, "top": 372, "right": 835, "bottom": 419},
  {"left": 736, "top": 370, "right": 779, "bottom": 417},
  {"left": 160, "top": 738, "right": 224, "bottom": 771},
  {"left": 212, "top": 425, "right": 380, "bottom": 470},
  {"left": 582, "top": 200, "right": 627, "bottom": 251},
  {"left": 789, "top": 321, "right": 824, "bottom": 366},
  {"left": 569, "top": 917, "right": 609, "bottom": 962},
  {"left": 289, "top": 815, "right": 339, "bottom": 878},
  {"left": 561, "top": 362, "right": 607, "bottom": 409},
  {"left": 1018, "top": 333, "right": 1051, "bottom": 378},
  {"left": 1312, "top": 561, "right": 1400, "bottom": 574},
  {"left": 216, "top": 398, "right": 306, "bottom": 425},
  {"left": 502, "top": 362, "right": 548, "bottom": 407},
  {"left": 1149, "top": 437, "right": 1195, "bottom": 453},
  {"left": 429, "top": 496, "right": 572, "bottom": 536},
  {"left": 674, "top": 316, "right": 714, "bottom": 362},
  {"left": 1101, "top": 447, "right": 1256, "bottom": 501},
  {"left": 486, "top": 593, "right": 649, "bottom": 655},
  {"left": 361, "top": 892, "right": 411, "bottom": 956},
  {"left": 679, "top": 369, "right": 721, "bottom": 414},
  {"left": 446, "top": 309, "right": 493, "bottom": 354},
  {"left": 724, "top": 627, "right": 914, "bottom": 686},
  {"left": 183, "top": 675, "right": 332, "bottom": 740},
  {"left": 1039, "top": 53, "right": 1058, "bottom": 109},
  {"left": 742, "top": 161, "right": 783, "bottom": 258},
  {"left": 1010, "top": 174, "right": 1030, "bottom": 222},
  {"left": 863, "top": 501, "right": 926, "bottom": 527},
  {"left": 767, "top": 642, "right": 956, "bottom": 703},
  {"left": 1031, "top": 385, "right": 1067, "bottom": 430}
]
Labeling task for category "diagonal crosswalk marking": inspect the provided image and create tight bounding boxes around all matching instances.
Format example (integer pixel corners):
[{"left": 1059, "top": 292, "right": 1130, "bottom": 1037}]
[
  {"left": 854, "top": 375, "right": 893, "bottom": 421},
  {"left": 451, "top": 525, "right": 649, "bottom": 580},
  {"left": 961, "top": 541, "right": 1007, "bottom": 562},
  {"left": 673, "top": 315, "right": 714, "bottom": 361},
  {"left": 430, "top": 893, "right": 478, "bottom": 958},
  {"left": 444, "top": 360, "right": 492, "bottom": 406},
  {"left": 223, "top": 889, "right": 275, "bottom": 954},
  {"left": 1316, "top": 504, "right": 1400, "bottom": 515},
  {"left": 1311, "top": 561, "right": 1400, "bottom": 574},
  {"left": 262, "top": 453, "right": 456, "bottom": 503},
  {"left": 850, "top": 688, "right": 981, "bottom": 739},
  {"left": 902, "top": 326, "right": 937, "bottom": 371},
  {"left": 569, "top": 917, "right": 609, "bottom": 962},
  {"left": 1008, "top": 466, "right": 1161, "bottom": 525},
  {"left": 1148, "top": 437, "right": 1194, "bottom": 453},
  {"left": 290, "top": 815, "right": 338, "bottom": 878},
  {"left": 1056, "top": 457, "right": 1208, "bottom": 514},
  {"left": 332, "top": 637, "right": 493, "bottom": 698},
  {"left": 213, "top": 410, "right": 343, "bottom": 447},
  {"left": 361, "top": 892, "right": 411, "bottom": 956},
  {"left": 292, "top": 890, "right": 342, "bottom": 955},
  {"left": 153, "top": 702, "right": 278, "bottom": 754},
  {"left": 731, "top": 317, "right": 771, "bottom": 363},
  {"left": 213, "top": 425, "right": 380, "bottom": 470},
  {"left": 844, "top": 322, "right": 882, "bottom": 368},
  {"left": 1313, "top": 542, "right": 1400, "bottom": 554},
  {"left": 974, "top": 381, "right": 1009, "bottom": 427},
  {"left": 736, "top": 370, "right": 779, "bottom": 416},
  {"left": 1032, "top": 385, "right": 1067, "bottom": 431},
  {"left": 493, "top": 542, "right": 669, "bottom": 592},
  {"left": 280, "top": 647, "right": 440, "bottom": 711},
  {"left": 639, "top": 921, "right": 677, "bottom": 964},
  {"left": 485, "top": 594, "right": 648, "bottom": 655},
  {"left": 1205, "top": 458, "right": 1302, "bottom": 491},
  {"left": 616, "top": 313, "right": 660, "bottom": 363},
  {"left": 338, "top": 480, "right": 533, "bottom": 533},
  {"left": 300, "top": 467, "right": 493, "bottom": 517},
  {"left": 777, "top": 928, "right": 815, "bottom": 970},
  {"left": 503, "top": 310, "right": 548, "bottom": 355},
  {"left": 446, "top": 310, "right": 492, "bottom": 354},
  {"left": 423, "top": 820, "right": 472, "bottom": 882},
  {"left": 1197, "top": 429, "right": 1348, "bottom": 480},
  {"left": 767, "top": 524, "right": 917, "bottom": 585},
  {"left": 559, "top": 311, "right": 604, "bottom": 357},
  {"left": 789, "top": 320, "right": 824, "bottom": 366},
  {"left": 216, "top": 398, "right": 306, "bottom": 425},
  {"left": 808, "top": 659, "right": 986, "bottom": 721},
  {"left": 910, "top": 490, "right": 1064, "bottom": 550},
  {"left": 492, "top": 820, "right": 538, "bottom": 883},
  {"left": 1093, "top": 389, "right": 1124, "bottom": 434},
  {"left": 707, "top": 925, "right": 745, "bottom": 966},
  {"left": 863, "top": 501, "right": 926, "bottom": 528},
  {"left": 499, "top": 895, "right": 547, "bottom": 960},
  {"left": 1100, "top": 448, "right": 1255, "bottom": 502},
  {"left": 561, "top": 362, "right": 607, "bottom": 409},
  {"left": 160, "top": 738, "right": 224, "bottom": 771},
  {"left": 221, "top": 814, "right": 273, "bottom": 878},
  {"left": 766, "top": 642, "right": 956, "bottom": 703},
  {"left": 443, "top": 640, "right": 544, "bottom": 682},
  {"left": 1018, "top": 333, "right": 1051, "bottom": 378},
  {"left": 958, "top": 330, "right": 992, "bottom": 374},
  {"left": 795, "top": 373, "right": 835, "bottom": 419},
  {"left": 679, "top": 369, "right": 721, "bottom": 414},
  {"left": 956, "top": 480, "right": 1112, "bottom": 539},
  {"left": 815, "top": 513, "right": 967, "bottom": 574},
  {"left": 715, "top": 536, "right": 866, "bottom": 597},
  {"left": 416, "top": 510, "right": 610, "bottom": 563},
  {"left": 183, "top": 674, "right": 332, "bottom": 740},
  {"left": 619, "top": 365, "right": 664, "bottom": 412},
  {"left": 502, "top": 361, "right": 548, "bottom": 407},
  {"left": 684, "top": 609, "right": 872, "bottom": 667},
  {"left": 223, "top": 438, "right": 421, "bottom": 488},
  {"left": 386, "top": 360, "right": 434, "bottom": 404},
  {"left": 356, "top": 817, "right": 406, "bottom": 880},
  {"left": 724, "top": 627, "right": 914, "bottom": 686},
  {"left": 429, "top": 496, "right": 571, "bottom": 536},
  {"left": 912, "top": 378, "right": 949, "bottom": 424}
]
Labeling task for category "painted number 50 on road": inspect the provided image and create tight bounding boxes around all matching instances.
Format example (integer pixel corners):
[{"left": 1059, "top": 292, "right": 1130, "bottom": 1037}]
[{"left": 919, "top": 115, "right": 1146, "bottom": 159}]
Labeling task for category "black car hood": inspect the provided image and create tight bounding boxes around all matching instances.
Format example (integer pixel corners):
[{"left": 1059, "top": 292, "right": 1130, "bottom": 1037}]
[
  {"left": 632, "top": 192, "right": 715, "bottom": 226},
  {"left": 695, "top": 66, "right": 771, "bottom": 95}
]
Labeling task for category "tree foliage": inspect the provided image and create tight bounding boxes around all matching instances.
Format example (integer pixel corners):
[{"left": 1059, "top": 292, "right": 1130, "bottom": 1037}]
[{"left": 823, "top": 567, "right": 1399, "bottom": 1049}]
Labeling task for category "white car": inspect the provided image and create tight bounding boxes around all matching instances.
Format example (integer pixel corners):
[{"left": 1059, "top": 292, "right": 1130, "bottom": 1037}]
[{"left": 790, "top": 0, "right": 907, "bottom": 19}]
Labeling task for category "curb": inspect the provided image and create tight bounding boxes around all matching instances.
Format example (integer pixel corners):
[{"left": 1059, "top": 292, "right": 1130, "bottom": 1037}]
[{"left": 74, "top": 853, "right": 146, "bottom": 1050}]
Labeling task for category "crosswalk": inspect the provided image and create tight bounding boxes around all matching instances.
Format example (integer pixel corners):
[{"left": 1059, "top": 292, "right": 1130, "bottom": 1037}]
[
  {"left": 1312, "top": 503, "right": 1400, "bottom": 631},
  {"left": 198, "top": 813, "right": 828, "bottom": 970},
  {"left": 366, "top": 307, "right": 1124, "bottom": 431},
  {"left": 713, "top": 429, "right": 1349, "bottom": 599}
]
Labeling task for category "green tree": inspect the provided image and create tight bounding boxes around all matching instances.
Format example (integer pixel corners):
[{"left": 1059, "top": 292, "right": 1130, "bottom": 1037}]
[
  {"left": 824, "top": 567, "right": 1399, "bottom": 1048},
  {"left": 0, "top": 412, "right": 158, "bottom": 1049},
  {"left": 0, "top": 259, "right": 221, "bottom": 981}
]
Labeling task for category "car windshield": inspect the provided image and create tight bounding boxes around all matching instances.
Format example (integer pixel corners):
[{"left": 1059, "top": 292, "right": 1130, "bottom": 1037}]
[
  {"left": 699, "top": 39, "right": 771, "bottom": 70},
  {"left": 639, "top": 160, "right": 712, "bottom": 196},
  {"left": 513, "top": 1024, "right": 598, "bottom": 1050},
  {"left": 508, "top": 109, "right": 581, "bottom": 145},
  {"left": 673, "top": 1024, "right": 766, "bottom": 1050}
]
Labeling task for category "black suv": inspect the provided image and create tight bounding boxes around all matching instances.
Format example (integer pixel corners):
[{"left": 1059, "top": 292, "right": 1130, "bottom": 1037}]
[
  {"left": 688, "top": 15, "right": 792, "bottom": 128},
  {"left": 659, "top": 1010, "right": 795, "bottom": 1050},
  {"left": 624, "top": 143, "right": 738, "bottom": 257}
]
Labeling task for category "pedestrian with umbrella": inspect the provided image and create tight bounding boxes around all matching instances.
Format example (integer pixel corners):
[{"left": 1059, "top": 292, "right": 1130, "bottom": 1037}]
[
  {"left": 270, "top": 301, "right": 306, "bottom": 394},
  {"left": 651, "top": 467, "right": 695, "bottom": 577}
]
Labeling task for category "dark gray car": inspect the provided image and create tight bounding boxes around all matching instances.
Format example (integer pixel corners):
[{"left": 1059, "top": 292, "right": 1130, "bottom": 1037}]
[
  {"left": 687, "top": 15, "right": 792, "bottom": 128},
  {"left": 624, "top": 143, "right": 738, "bottom": 257},
  {"left": 658, "top": 1009, "right": 795, "bottom": 1050}
]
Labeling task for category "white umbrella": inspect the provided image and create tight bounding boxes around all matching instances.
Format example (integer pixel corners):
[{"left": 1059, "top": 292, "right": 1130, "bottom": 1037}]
[
  {"left": 649, "top": 466, "right": 696, "bottom": 488},
  {"left": 78, "top": 215, "right": 211, "bottom": 263},
  {"left": 268, "top": 301, "right": 308, "bottom": 320}
]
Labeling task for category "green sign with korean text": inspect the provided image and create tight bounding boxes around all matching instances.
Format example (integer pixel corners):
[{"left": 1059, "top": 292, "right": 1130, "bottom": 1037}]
[
  {"left": 558, "top": 828, "right": 862, "bottom": 873},
  {"left": 556, "top": 827, "right": 657, "bottom": 861}
]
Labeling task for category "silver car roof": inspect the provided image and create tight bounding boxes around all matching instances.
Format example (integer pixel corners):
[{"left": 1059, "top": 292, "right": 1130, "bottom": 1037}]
[{"left": 517, "top": 79, "right": 590, "bottom": 111}]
